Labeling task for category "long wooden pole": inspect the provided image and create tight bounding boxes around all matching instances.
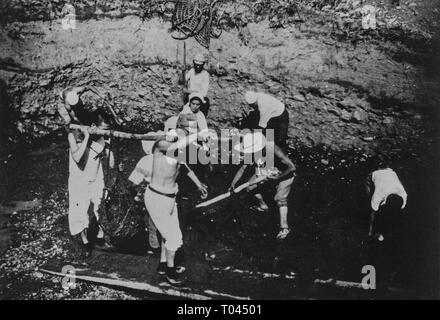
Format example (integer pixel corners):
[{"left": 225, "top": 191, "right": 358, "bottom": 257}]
[
  {"left": 39, "top": 268, "right": 212, "bottom": 300},
  {"left": 195, "top": 176, "right": 267, "bottom": 209},
  {"left": 69, "top": 124, "right": 163, "bottom": 141}
]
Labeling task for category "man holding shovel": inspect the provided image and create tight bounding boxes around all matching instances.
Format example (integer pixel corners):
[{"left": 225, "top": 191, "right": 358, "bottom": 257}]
[
  {"left": 67, "top": 118, "right": 116, "bottom": 258},
  {"left": 229, "top": 131, "right": 296, "bottom": 240}
]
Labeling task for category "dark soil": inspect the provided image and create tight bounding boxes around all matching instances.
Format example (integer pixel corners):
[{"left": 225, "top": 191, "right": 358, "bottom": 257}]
[{"left": 0, "top": 128, "right": 438, "bottom": 299}]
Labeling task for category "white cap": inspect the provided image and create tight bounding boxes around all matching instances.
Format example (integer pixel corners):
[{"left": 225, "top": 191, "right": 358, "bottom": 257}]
[
  {"left": 66, "top": 91, "right": 79, "bottom": 106},
  {"left": 188, "top": 92, "right": 205, "bottom": 104},
  {"left": 164, "top": 116, "right": 178, "bottom": 132},
  {"left": 166, "top": 129, "right": 179, "bottom": 141},
  {"left": 234, "top": 132, "right": 266, "bottom": 154},
  {"left": 193, "top": 53, "right": 206, "bottom": 64},
  {"left": 245, "top": 91, "right": 257, "bottom": 104}
]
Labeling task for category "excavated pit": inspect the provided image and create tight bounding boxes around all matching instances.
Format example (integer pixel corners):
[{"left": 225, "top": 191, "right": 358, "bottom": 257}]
[{"left": 0, "top": 0, "right": 439, "bottom": 299}]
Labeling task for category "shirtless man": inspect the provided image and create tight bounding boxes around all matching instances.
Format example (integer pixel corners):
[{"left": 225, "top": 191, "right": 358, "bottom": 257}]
[{"left": 143, "top": 130, "right": 208, "bottom": 285}]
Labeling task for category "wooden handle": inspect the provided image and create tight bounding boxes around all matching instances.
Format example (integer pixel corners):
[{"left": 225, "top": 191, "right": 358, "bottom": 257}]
[
  {"left": 69, "top": 124, "right": 162, "bottom": 141},
  {"left": 195, "top": 176, "right": 267, "bottom": 209}
]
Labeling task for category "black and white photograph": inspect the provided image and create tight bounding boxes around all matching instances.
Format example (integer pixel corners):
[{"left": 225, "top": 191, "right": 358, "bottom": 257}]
[{"left": 0, "top": 0, "right": 439, "bottom": 302}]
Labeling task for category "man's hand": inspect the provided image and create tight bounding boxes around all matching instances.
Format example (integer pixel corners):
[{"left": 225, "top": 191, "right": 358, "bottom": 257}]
[
  {"left": 198, "top": 183, "right": 208, "bottom": 199},
  {"left": 267, "top": 172, "right": 281, "bottom": 181},
  {"left": 81, "top": 126, "right": 90, "bottom": 139}
]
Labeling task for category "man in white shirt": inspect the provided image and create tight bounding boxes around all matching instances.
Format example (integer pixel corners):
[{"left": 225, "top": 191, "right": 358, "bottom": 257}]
[
  {"left": 68, "top": 123, "right": 115, "bottom": 258},
  {"left": 179, "top": 93, "right": 209, "bottom": 135},
  {"left": 366, "top": 167, "right": 407, "bottom": 238},
  {"left": 244, "top": 91, "right": 289, "bottom": 150},
  {"left": 184, "top": 53, "right": 210, "bottom": 117}
]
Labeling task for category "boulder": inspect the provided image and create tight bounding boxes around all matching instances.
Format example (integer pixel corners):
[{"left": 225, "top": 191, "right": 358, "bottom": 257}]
[{"left": 352, "top": 110, "right": 367, "bottom": 122}]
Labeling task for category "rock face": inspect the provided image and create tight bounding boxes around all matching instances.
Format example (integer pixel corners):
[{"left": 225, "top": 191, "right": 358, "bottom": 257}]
[{"left": 0, "top": 1, "right": 438, "bottom": 157}]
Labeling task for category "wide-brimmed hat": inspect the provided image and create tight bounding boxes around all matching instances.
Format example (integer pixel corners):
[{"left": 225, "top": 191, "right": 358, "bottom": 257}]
[
  {"left": 234, "top": 131, "right": 266, "bottom": 154},
  {"left": 66, "top": 91, "right": 79, "bottom": 106}
]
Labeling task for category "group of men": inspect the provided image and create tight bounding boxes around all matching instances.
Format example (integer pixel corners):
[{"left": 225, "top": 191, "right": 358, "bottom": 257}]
[{"left": 59, "top": 53, "right": 408, "bottom": 286}]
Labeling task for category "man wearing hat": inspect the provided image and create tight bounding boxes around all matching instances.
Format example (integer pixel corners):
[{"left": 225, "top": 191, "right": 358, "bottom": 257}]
[
  {"left": 243, "top": 91, "right": 289, "bottom": 150},
  {"left": 229, "top": 132, "right": 296, "bottom": 240},
  {"left": 184, "top": 53, "right": 210, "bottom": 117},
  {"left": 67, "top": 118, "right": 115, "bottom": 258},
  {"left": 59, "top": 87, "right": 96, "bottom": 126},
  {"left": 179, "top": 93, "right": 209, "bottom": 136}
]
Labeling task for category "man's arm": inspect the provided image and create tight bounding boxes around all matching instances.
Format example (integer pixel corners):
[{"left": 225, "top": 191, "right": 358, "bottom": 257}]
[
  {"left": 108, "top": 150, "right": 115, "bottom": 169},
  {"left": 269, "top": 145, "right": 296, "bottom": 181},
  {"left": 229, "top": 164, "right": 249, "bottom": 191},
  {"left": 183, "top": 68, "right": 192, "bottom": 87},
  {"left": 103, "top": 139, "right": 115, "bottom": 169},
  {"left": 68, "top": 129, "right": 90, "bottom": 164},
  {"left": 182, "top": 163, "right": 208, "bottom": 198},
  {"left": 167, "top": 132, "right": 200, "bottom": 153},
  {"left": 58, "top": 104, "right": 72, "bottom": 125},
  {"left": 197, "top": 112, "right": 209, "bottom": 133},
  {"left": 200, "top": 71, "right": 210, "bottom": 97}
]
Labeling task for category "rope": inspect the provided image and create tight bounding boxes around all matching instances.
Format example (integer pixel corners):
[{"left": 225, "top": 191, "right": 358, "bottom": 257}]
[{"left": 171, "top": 0, "right": 222, "bottom": 49}]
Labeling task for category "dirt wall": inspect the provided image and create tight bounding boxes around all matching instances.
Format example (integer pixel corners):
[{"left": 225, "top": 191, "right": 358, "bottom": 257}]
[{"left": 0, "top": 0, "right": 439, "bottom": 156}]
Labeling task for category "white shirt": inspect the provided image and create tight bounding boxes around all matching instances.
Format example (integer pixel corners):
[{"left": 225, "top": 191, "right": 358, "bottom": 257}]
[
  {"left": 69, "top": 139, "right": 104, "bottom": 184},
  {"left": 180, "top": 104, "right": 208, "bottom": 133},
  {"left": 371, "top": 168, "right": 407, "bottom": 212},
  {"left": 255, "top": 92, "right": 285, "bottom": 128},
  {"left": 185, "top": 68, "right": 210, "bottom": 97}
]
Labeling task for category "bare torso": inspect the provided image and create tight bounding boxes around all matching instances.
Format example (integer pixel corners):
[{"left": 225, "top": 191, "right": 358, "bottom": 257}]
[{"left": 150, "top": 140, "right": 180, "bottom": 193}]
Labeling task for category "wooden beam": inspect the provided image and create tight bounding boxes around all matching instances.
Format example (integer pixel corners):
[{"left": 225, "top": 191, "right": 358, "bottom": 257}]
[
  {"left": 69, "top": 124, "right": 163, "bottom": 141},
  {"left": 39, "top": 268, "right": 212, "bottom": 300},
  {"left": 195, "top": 176, "right": 267, "bottom": 209}
]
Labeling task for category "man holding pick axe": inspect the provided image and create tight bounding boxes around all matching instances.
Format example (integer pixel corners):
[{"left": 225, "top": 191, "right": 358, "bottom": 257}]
[
  {"left": 229, "top": 131, "right": 296, "bottom": 240},
  {"left": 67, "top": 118, "right": 115, "bottom": 258},
  {"left": 60, "top": 86, "right": 123, "bottom": 255},
  {"left": 58, "top": 86, "right": 123, "bottom": 128}
]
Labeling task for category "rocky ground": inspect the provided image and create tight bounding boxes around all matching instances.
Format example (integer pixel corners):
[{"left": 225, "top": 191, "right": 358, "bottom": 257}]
[{"left": 0, "top": 0, "right": 439, "bottom": 299}]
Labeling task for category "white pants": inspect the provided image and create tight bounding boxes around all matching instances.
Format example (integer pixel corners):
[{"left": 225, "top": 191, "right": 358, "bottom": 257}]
[
  {"left": 68, "top": 178, "right": 104, "bottom": 236},
  {"left": 144, "top": 188, "right": 182, "bottom": 252}
]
